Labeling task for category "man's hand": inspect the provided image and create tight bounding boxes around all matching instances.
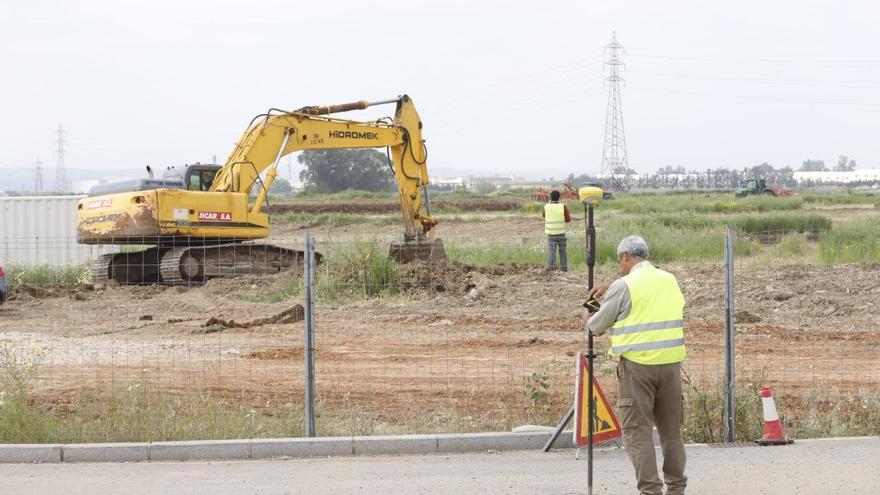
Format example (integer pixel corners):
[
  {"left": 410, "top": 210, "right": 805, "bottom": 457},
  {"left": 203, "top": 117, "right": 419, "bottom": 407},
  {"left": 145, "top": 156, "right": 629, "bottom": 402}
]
[{"left": 587, "top": 284, "right": 610, "bottom": 301}]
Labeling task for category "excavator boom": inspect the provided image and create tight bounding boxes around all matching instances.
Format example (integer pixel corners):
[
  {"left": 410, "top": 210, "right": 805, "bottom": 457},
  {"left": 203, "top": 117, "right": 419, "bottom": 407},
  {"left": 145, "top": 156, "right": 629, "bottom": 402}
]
[{"left": 210, "top": 95, "right": 436, "bottom": 241}]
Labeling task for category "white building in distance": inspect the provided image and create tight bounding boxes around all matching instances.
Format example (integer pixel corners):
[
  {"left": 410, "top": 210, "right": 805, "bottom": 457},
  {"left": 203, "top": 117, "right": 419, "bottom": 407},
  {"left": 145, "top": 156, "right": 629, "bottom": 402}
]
[{"left": 794, "top": 169, "right": 880, "bottom": 184}]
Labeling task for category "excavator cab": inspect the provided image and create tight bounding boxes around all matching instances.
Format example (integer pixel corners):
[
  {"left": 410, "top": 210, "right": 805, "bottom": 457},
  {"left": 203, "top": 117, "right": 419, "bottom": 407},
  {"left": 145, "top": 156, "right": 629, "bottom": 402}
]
[{"left": 162, "top": 164, "right": 221, "bottom": 192}]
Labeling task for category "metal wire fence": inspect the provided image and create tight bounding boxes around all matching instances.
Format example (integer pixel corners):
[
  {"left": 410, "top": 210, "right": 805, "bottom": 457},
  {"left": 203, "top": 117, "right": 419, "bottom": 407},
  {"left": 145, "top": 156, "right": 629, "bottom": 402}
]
[
  {"left": 732, "top": 228, "right": 880, "bottom": 440},
  {"left": 0, "top": 227, "right": 877, "bottom": 444}
]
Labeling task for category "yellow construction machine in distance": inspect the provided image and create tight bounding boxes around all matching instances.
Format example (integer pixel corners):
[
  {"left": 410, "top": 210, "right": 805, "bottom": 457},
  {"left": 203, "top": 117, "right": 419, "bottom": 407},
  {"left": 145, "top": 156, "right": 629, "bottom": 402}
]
[{"left": 77, "top": 95, "right": 445, "bottom": 284}]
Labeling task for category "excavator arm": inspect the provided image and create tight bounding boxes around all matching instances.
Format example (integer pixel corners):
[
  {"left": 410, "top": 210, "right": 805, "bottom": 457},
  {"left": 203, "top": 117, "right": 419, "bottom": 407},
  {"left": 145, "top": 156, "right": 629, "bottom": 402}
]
[{"left": 210, "top": 95, "right": 435, "bottom": 240}]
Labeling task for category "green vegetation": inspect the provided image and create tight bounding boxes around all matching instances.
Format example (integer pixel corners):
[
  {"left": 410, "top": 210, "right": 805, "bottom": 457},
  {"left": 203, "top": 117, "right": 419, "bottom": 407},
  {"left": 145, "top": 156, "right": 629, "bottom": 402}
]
[
  {"left": 683, "top": 377, "right": 764, "bottom": 443},
  {"left": 271, "top": 212, "right": 372, "bottom": 227},
  {"left": 819, "top": 219, "right": 880, "bottom": 264},
  {"left": 795, "top": 388, "right": 880, "bottom": 438},
  {"left": 242, "top": 240, "right": 414, "bottom": 302},
  {"left": 292, "top": 188, "right": 396, "bottom": 200},
  {"left": 0, "top": 386, "right": 304, "bottom": 444},
  {"left": 802, "top": 192, "right": 878, "bottom": 206},
  {"left": 596, "top": 193, "right": 804, "bottom": 214},
  {"left": 239, "top": 276, "right": 303, "bottom": 303},
  {"left": 646, "top": 212, "right": 830, "bottom": 233},
  {"left": 6, "top": 264, "right": 91, "bottom": 289},
  {"left": 680, "top": 377, "right": 880, "bottom": 442},
  {"left": 0, "top": 342, "right": 301, "bottom": 443},
  {"left": 317, "top": 240, "right": 409, "bottom": 299},
  {"left": 731, "top": 214, "right": 831, "bottom": 234}
]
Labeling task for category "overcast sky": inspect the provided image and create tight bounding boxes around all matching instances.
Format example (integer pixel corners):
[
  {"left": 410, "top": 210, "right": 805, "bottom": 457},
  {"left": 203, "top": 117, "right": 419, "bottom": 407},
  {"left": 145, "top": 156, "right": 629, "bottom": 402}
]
[{"left": 1, "top": 0, "right": 878, "bottom": 184}]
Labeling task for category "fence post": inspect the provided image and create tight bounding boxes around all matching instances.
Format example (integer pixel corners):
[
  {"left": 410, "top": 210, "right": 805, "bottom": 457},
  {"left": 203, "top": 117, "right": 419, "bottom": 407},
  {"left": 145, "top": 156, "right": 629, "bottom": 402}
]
[
  {"left": 303, "top": 231, "right": 317, "bottom": 437},
  {"left": 723, "top": 228, "right": 736, "bottom": 442}
]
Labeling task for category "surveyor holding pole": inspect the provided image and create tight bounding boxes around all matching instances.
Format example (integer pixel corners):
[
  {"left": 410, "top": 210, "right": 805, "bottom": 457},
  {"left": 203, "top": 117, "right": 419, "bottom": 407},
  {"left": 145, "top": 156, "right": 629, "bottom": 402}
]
[
  {"left": 542, "top": 190, "right": 572, "bottom": 271},
  {"left": 583, "top": 235, "right": 688, "bottom": 495}
]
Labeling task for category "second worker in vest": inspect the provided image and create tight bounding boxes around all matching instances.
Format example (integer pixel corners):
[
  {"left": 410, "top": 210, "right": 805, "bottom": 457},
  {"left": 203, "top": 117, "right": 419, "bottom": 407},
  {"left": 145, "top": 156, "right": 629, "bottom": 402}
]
[
  {"left": 542, "top": 190, "right": 572, "bottom": 271},
  {"left": 583, "top": 235, "right": 687, "bottom": 495}
]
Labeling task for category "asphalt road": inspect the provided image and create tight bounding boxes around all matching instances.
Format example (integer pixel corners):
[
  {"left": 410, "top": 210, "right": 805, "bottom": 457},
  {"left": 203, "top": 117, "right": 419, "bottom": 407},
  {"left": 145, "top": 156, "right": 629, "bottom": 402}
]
[{"left": 2, "top": 437, "right": 878, "bottom": 494}]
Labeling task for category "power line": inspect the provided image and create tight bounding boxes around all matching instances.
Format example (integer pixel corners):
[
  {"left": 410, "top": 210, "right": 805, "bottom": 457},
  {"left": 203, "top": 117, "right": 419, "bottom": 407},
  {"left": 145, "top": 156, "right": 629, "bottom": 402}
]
[
  {"left": 628, "top": 53, "right": 880, "bottom": 69},
  {"left": 426, "top": 72, "right": 608, "bottom": 120},
  {"left": 600, "top": 31, "right": 630, "bottom": 192},
  {"left": 629, "top": 86, "right": 880, "bottom": 107},
  {"left": 627, "top": 69, "right": 880, "bottom": 89},
  {"left": 428, "top": 54, "right": 606, "bottom": 104}
]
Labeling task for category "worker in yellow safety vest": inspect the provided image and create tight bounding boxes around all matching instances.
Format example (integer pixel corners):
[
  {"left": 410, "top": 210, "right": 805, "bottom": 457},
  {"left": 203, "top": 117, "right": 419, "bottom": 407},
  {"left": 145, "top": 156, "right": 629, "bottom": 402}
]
[
  {"left": 583, "top": 235, "right": 687, "bottom": 495},
  {"left": 542, "top": 190, "right": 571, "bottom": 271}
]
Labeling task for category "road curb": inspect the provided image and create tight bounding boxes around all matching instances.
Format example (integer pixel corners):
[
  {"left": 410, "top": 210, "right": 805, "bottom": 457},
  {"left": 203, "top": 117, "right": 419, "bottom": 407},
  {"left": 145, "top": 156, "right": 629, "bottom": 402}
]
[
  {"left": 0, "top": 444, "right": 63, "bottom": 463},
  {"left": 0, "top": 430, "right": 581, "bottom": 464},
  {"left": 1, "top": 434, "right": 875, "bottom": 464},
  {"left": 63, "top": 442, "right": 150, "bottom": 463}
]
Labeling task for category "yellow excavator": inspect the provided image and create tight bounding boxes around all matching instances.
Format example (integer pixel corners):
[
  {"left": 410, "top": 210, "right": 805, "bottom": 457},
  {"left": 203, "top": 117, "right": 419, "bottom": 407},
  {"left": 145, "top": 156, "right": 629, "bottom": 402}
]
[{"left": 77, "top": 95, "right": 445, "bottom": 284}]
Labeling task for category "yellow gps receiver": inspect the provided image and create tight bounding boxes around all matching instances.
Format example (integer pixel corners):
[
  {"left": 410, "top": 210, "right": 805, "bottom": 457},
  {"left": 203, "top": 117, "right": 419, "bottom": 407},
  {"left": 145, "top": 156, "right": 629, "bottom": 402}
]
[{"left": 579, "top": 186, "right": 604, "bottom": 206}]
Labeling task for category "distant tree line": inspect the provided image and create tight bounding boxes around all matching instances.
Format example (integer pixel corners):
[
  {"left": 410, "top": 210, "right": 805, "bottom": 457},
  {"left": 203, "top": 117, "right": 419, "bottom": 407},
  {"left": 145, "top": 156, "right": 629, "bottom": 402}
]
[
  {"left": 295, "top": 148, "right": 864, "bottom": 194},
  {"left": 566, "top": 155, "right": 861, "bottom": 190},
  {"left": 798, "top": 156, "right": 856, "bottom": 172}
]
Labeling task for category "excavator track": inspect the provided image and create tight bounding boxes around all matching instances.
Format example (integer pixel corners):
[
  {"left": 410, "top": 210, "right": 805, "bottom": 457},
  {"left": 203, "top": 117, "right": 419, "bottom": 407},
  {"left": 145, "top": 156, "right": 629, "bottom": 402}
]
[
  {"left": 90, "top": 254, "right": 116, "bottom": 283},
  {"left": 91, "top": 249, "right": 163, "bottom": 285},
  {"left": 158, "top": 247, "right": 192, "bottom": 285},
  {"left": 158, "top": 243, "right": 309, "bottom": 285}
]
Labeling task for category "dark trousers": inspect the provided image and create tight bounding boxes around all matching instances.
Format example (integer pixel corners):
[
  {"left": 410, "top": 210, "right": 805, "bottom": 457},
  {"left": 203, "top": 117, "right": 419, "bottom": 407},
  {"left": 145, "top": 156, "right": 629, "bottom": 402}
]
[
  {"left": 546, "top": 234, "right": 567, "bottom": 271},
  {"left": 617, "top": 358, "right": 687, "bottom": 495}
]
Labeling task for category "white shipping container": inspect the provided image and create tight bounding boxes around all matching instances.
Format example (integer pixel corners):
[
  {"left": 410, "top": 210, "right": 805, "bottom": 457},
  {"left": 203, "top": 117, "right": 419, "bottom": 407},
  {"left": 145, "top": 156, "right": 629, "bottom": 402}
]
[{"left": 0, "top": 196, "right": 118, "bottom": 266}]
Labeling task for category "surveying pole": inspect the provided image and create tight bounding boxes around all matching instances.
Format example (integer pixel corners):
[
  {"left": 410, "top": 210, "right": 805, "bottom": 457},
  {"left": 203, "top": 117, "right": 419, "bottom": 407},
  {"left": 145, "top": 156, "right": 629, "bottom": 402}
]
[
  {"left": 542, "top": 186, "right": 605, "bottom": 467},
  {"left": 580, "top": 186, "right": 604, "bottom": 495}
]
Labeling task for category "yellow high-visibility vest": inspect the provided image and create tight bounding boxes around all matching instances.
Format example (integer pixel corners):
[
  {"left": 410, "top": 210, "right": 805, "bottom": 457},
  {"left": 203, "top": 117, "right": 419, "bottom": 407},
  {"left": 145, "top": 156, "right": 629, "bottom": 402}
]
[
  {"left": 610, "top": 263, "right": 686, "bottom": 365},
  {"left": 544, "top": 203, "right": 566, "bottom": 235}
]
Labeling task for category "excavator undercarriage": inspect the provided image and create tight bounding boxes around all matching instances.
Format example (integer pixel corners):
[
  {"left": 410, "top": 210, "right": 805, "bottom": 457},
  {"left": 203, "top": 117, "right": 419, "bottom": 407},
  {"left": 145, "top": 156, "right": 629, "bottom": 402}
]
[{"left": 91, "top": 243, "right": 314, "bottom": 285}]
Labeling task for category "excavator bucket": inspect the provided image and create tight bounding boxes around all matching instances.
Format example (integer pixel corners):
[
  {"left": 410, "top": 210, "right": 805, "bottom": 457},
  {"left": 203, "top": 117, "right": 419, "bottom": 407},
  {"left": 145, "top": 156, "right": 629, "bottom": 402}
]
[{"left": 389, "top": 239, "right": 447, "bottom": 264}]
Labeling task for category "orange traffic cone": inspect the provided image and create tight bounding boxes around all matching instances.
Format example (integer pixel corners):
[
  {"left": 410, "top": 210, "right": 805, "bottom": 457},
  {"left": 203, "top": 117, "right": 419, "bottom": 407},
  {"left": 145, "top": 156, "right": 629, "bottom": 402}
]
[{"left": 757, "top": 386, "right": 793, "bottom": 446}]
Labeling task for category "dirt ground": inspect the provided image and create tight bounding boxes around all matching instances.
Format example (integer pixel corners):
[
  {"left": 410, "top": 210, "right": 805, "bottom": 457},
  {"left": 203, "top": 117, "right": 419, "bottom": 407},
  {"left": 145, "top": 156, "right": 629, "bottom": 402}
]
[{"left": 1, "top": 237, "right": 878, "bottom": 433}]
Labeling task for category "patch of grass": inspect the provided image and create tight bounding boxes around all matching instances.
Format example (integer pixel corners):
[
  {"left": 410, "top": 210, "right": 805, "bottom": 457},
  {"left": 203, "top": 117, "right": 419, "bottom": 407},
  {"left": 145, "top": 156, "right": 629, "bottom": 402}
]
[
  {"left": 794, "top": 389, "right": 880, "bottom": 438},
  {"left": 775, "top": 233, "right": 810, "bottom": 255},
  {"left": 315, "top": 240, "right": 412, "bottom": 299},
  {"left": 802, "top": 192, "right": 878, "bottom": 206},
  {"left": 7, "top": 264, "right": 91, "bottom": 289},
  {"left": 682, "top": 375, "right": 880, "bottom": 443},
  {"left": 651, "top": 213, "right": 720, "bottom": 230},
  {"left": 2, "top": 339, "right": 304, "bottom": 443},
  {"left": 819, "top": 219, "right": 880, "bottom": 264},
  {"left": 239, "top": 240, "right": 414, "bottom": 302},
  {"left": 601, "top": 193, "right": 804, "bottom": 214},
  {"left": 446, "top": 224, "right": 743, "bottom": 267},
  {"left": 293, "top": 189, "right": 395, "bottom": 200},
  {"left": 239, "top": 276, "right": 302, "bottom": 303},
  {"left": 432, "top": 205, "right": 466, "bottom": 214},
  {"left": 731, "top": 214, "right": 831, "bottom": 234},
  {"left": 608, "top": 212, "right": 829, "bottom": 235},
  {"left": 520, "top": 202, "right": 543, "bottom": 214},
  {"left": 682, "top": 377, "right": 764, "bottom": 443},
  {"left": 271, "top": 212, "right": 370, "bottom": 227},
  {"left": 700, "top": 196, "right": 804, "bottom": 214},
  {"left": 432, "top": 188, "right": 478, "bottom": 198},
  {"left": 446, "top": 239, "right": 549, "bottom": 266}
]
